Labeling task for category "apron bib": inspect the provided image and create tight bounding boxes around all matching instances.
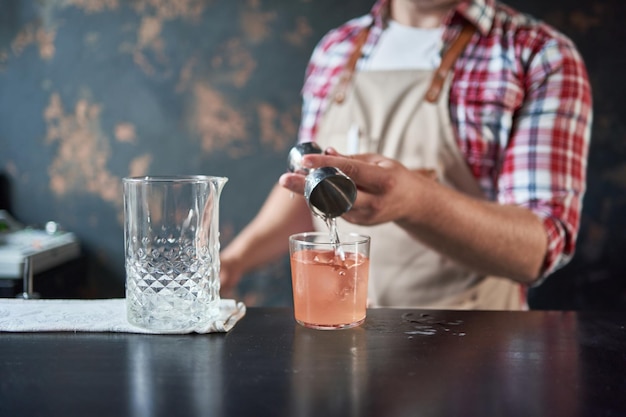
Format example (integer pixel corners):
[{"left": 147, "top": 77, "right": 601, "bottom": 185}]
[{"left": 313, "top": 23, "right": 525, "bottom": 310}]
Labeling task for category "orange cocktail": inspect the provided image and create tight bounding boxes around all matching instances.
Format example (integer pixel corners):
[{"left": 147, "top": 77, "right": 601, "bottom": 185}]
[{"left": 289, "top": 232, "right": 370, "bottom": 330}]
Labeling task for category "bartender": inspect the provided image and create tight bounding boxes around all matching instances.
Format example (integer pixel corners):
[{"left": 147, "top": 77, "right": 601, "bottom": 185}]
[{"left": 219, "top": 0, "right": 592, "bottom": 310}]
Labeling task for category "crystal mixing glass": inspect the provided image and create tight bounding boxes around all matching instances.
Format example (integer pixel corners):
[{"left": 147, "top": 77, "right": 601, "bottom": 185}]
[{"left": 123, "top": 175, "right": 228, "bottom": 332}]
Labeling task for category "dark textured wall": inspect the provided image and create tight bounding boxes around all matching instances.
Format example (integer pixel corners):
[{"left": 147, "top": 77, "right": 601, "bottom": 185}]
[{"left": 0, "top": 0, "right": 624, "bottom": 310}]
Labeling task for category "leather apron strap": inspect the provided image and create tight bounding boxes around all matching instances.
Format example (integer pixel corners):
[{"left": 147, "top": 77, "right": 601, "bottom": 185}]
[{"left": 334, "top": 22, "right": 475, "bottom": 105}]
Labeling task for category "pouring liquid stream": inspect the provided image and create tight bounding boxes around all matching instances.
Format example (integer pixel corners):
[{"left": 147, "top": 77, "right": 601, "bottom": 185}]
[{"left": 324, "top": 217, "right": 346, "bottom": 262}]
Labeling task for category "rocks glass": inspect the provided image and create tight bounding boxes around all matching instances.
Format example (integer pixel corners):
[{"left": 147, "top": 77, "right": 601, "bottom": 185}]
[{"left": 289, "top": 232, "right": 370, "bottom": 330}]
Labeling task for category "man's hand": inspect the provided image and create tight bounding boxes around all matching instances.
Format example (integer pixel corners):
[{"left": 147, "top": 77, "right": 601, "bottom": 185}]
[{"left": 279, "top": 147, "right": 435, "bottom": 226}]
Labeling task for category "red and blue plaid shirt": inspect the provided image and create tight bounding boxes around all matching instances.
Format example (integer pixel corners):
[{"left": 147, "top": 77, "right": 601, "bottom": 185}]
[{"left": 298, "top": 0, "right": 592, "bottom": 278}]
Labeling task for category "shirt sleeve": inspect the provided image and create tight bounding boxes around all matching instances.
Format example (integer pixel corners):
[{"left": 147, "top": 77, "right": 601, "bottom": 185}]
[
  {"left": 497, "top": 35, "right": 592, "bottom": 279},
  {"left": 298, "top": 28, "right": 344, "bottom": 144},
  {"left": 298, "top": 15, "right": 373, "bottom": 144}
]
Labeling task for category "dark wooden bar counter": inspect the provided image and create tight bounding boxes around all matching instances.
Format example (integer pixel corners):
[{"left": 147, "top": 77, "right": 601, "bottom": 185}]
[{"left": 1, "top": 307, "right": 625, "bottom": 417}]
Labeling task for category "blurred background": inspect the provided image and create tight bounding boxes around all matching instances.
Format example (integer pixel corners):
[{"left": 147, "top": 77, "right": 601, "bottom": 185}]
[{"left": 0, "top": 0, "right": 624, "bottom": 310}]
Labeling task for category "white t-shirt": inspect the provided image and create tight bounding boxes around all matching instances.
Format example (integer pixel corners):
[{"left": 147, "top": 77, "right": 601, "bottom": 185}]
[{"left": 365, "top": 20, "right": 444, "bottom": 71}]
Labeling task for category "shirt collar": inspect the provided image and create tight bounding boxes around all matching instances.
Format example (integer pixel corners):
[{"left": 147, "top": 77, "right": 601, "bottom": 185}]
[{"left": 370, "top": 0, "right": 495, "bottom": 36}]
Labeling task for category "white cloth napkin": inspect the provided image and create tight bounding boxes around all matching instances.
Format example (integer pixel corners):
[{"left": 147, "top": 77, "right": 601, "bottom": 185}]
[{"left": 0, "top": 298, "right": 246, "bottom": 334}]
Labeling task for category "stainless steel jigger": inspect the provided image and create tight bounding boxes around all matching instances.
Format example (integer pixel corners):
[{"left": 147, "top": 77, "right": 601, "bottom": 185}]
[{"left": 288, "top": 142, "right": 357, "bottom": 218}]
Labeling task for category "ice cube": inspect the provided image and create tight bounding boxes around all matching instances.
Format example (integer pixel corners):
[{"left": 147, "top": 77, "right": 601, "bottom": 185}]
[{"left": 312, "top": 250, "right": 336, "bottom": 265}]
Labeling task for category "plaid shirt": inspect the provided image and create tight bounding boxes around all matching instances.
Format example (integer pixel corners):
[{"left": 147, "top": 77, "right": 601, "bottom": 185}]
[{"left": 298, "top": 0, "right": 592, "bottom": 278}]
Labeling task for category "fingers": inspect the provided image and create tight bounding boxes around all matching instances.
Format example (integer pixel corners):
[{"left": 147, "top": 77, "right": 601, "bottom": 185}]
[
  {"left": 280, "top": 152, "right": 388, "bottom": 195},
  {"left": 279, "top": 172, "right": 306, "bottom": 195},
  {"left": 301, "top": 153, "right": 391, "bottom": 193}
]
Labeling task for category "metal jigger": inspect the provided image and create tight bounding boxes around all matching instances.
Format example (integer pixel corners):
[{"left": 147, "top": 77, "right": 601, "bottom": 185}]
[
  {"left": 288, "top": 142, "right": 357, "bottom": 218},
  {"left": 16, "top": 256, "right": 40, "bottom": 300}
]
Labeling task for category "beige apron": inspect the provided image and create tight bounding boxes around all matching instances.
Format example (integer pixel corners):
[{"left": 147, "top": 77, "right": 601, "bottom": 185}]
[{"left": 313, "top": 23, "right": 525, "bottom": 310}]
